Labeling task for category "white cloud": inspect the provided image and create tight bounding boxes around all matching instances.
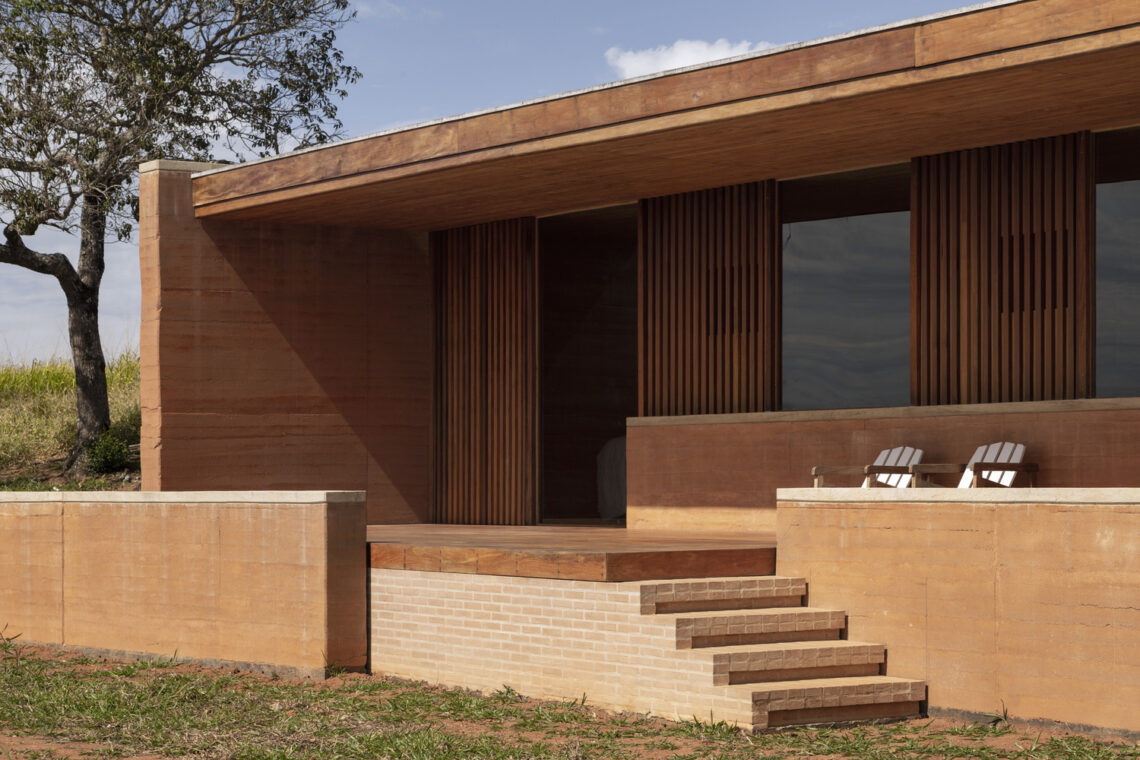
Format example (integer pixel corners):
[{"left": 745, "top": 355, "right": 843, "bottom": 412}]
[
  {"left": 604, "top": 38, "right": 774, "bottom": 80},
  {"left": 352, "top": 0, "right": 406, "bottom": 19}
]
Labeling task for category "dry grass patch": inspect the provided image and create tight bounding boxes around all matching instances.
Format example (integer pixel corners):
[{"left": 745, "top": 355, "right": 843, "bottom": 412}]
[
  {"left": 0, "top": 352, "right": 140, "bottom": 489},
  {"left": 0, "top": 640, "right": 1137, "bottom": 760}
]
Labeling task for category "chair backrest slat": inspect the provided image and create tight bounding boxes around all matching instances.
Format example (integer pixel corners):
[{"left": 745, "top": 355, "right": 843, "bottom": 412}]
[
  {"left": 865, "top": 445, "right": 922, "bottom": 488},
  {"left": 958, "top": 441, "right": 1026, "bottom": 488}
]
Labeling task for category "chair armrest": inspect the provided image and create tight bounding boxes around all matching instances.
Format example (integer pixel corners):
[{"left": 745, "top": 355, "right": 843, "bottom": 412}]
[
  {"left": 811, "top": 464, "right": 865, "bottom": 487},
  {"left": 865, "top": 465, "right": 911, "bottom": 475},
  {"left": 864, "top": 464, "right": 914, "bottom": 487},
  {"left": 906, "top": 462, "right": 966, "bottom": 488},
  {"left": 967, "top": 462, "right": 1039, "bottom": 472},
  {"left": 908, "top": 463, "right": 967, "bottom": 474},
  {"left": 811, "top": 465, "right": 865, "bottom": 476},
  {"left": 969, "top": 460, "right": 1039, "bottom": 486}
]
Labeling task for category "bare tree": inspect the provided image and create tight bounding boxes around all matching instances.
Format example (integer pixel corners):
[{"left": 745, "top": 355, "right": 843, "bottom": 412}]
[{"left": 0, "top": 0, "right": 360, "bottom": 473}]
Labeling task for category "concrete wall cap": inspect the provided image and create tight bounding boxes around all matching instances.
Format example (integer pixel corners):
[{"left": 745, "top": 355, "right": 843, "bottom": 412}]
[
  {"left": 0, "top": 490, "right": 366, "bottom": 504},
  {"left": 139, "top": 159, "right": 230, "bottom": 174},
  {"left": 778, "top": 487, "right": 1140, "bottom": 505}
]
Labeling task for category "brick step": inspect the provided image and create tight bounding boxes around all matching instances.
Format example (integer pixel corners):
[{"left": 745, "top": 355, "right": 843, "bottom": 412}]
[
  {"left": 737, "top": 675, "right": 927, "bottom": 730},
  {"left": 671, "top": 607, "right": 847, "bottom": 649},
  {"left": 640, "top": 576, "right": 807, "bottom": 614},
  {"left": 707, "top": 640, "right": 886, "bottom": 685}
]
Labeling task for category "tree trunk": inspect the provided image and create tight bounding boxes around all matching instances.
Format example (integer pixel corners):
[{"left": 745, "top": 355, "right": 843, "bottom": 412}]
[
  {"left": 63, "top": 288, "right": 110, "bottom": 474},
  {"left": 62, "top": 197, "right": 110, "bottom": 476},
  {"left": 0, "top": 199, "right": 113, "bottom": 477}
]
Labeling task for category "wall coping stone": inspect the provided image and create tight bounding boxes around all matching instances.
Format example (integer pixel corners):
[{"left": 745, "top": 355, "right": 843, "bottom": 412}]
[
  {"left": 778, "top": 487, "right": 1140, "bottom": 505},
  {"left": 0, "top": 490, "right": 366, "bottom": 504},
  {"left": 139, "top": 159, "right": 230, "bottom": 174}
]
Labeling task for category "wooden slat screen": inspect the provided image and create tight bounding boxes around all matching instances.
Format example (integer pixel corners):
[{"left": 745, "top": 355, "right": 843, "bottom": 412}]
[
  {"left": 911, "top": 132, "right": 1094, "bottom": 405},
  {"left": 638, "top": 181, "right": 780, "bottom": 416},
  {"left": 431, "top": 218, "right": 537, "bottom": 525}
]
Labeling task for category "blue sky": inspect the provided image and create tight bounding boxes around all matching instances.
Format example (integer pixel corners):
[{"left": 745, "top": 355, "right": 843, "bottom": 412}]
[{"left": 0, "top": 0, "right": 972, "bottom": 362}]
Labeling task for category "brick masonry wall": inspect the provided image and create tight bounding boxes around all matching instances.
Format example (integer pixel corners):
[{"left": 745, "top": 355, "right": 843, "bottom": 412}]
[
  {"left": 627, "top": 403, "right": 1140, "bottom": 532},
  {"left": 369, "top": 569, "right": 755, "bottom": 725},
  {"left": 0, "top": 492, "right": 367, "bottom": 678},
  {"left": 776, "top": 490, "right": 1140, "bottom": 733},
  {"left": 139, "top": 163, "right": 431, "bottom": 524}
]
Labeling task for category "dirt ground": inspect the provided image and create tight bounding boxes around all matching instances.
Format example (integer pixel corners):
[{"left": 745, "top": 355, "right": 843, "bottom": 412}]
[{"left": 2, "top": 646, "right": 1137, "bottom": 760}]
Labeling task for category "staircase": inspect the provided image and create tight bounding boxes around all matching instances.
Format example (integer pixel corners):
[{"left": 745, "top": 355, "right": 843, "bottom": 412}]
[{"left": 641, "top": 576, "right": 927, "bottom": 730}]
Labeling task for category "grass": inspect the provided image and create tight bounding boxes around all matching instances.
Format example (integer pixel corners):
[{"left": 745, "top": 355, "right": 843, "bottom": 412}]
[
  {"left": 0, "top": 643, "right": 1137, "bottom": 760},
  {"left": 0, "top": 352, "right": 140, "bottom": 487}
]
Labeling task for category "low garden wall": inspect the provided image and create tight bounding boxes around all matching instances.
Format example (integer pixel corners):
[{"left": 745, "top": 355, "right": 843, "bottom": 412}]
[
  {"left": 0, "top": 491, "right": 367, "bottom": 678},
  {"left": 776, "top": 488, "right": 1140, "bottom": 734}
]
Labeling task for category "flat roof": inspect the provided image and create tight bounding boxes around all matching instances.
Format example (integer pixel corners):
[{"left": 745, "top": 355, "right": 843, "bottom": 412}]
[
  {"left": 190, "top": 0, "right": 1140, "bottom": 230},
  {"left": 193, "top": 0, "right": 1022, "bottom": 180}
]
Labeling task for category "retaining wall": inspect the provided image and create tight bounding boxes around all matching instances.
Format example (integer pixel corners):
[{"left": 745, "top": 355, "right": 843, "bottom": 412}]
[
  {"left": 777, "top": 488, "right": 1140, "bottom": 734},
  {"left": 0, "top": 491, "right": 367, "bottom": 678}
]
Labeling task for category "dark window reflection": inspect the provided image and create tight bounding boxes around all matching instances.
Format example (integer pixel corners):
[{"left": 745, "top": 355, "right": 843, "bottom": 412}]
[
  {"left": 1096, "top": 180, "right": 1140, "bottom": 398},
  {"left": 782, "top": 212, "right": 910, "bottom": 410}
]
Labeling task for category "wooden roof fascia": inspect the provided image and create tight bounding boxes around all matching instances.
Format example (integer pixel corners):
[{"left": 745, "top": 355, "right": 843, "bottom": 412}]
[
  {"left": 192, "top": 22, "right": 1140, "bottom": 221},
  {"left": 192, "top": 27, "right": 918, "bottom": 210},
  {"left": 193, "top": 0, "right": 1140, "bottom": 215}
]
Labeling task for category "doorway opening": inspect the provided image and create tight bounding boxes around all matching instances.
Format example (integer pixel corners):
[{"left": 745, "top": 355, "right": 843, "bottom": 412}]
[{"left": 538, "top": 205, "right": 638, "bottom": 523}]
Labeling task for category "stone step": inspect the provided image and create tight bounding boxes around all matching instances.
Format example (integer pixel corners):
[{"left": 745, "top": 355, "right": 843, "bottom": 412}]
[
  {"left": 640, "top": 576, "right": 807, "bottom": 615},
  {"left": 671, "top": 607, "right": 847, "bottom": 649},
  {"left": 708, "top": 640, "right": 887, "bottom": 685},
  {"left": 739, "top": 675, "right": 927, "bottom": 729}
]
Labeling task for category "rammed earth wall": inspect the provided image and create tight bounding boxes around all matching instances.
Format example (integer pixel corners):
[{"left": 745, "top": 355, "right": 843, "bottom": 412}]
[
  {"left": 0, "top": 491, "right": 367, "bottom": 678},
  {"left": 776, "top": 489, "right": 1140, "bottom": 734}
]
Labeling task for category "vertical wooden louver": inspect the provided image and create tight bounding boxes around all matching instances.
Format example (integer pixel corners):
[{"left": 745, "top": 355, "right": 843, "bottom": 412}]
[
  {"left": 911, "top": 132, "right": 1095, "bottom": 405},
  {"left": 638, "top": 181, "right": 780, "bottom": 416},
  {"left": 431, "top": 218, "right": 537, "bottom": 525}
]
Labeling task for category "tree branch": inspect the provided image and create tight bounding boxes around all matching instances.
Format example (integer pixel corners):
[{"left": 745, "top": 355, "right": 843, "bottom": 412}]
[{"left": 0, "top": 225, "right": 83, "bottom": 297}]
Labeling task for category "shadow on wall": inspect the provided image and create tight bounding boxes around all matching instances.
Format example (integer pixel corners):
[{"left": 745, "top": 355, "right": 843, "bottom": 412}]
[{"left": 190, "top": 219, "right": 432, "bottom": 524}]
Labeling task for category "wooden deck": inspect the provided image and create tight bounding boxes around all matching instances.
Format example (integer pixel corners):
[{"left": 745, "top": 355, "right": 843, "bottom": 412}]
[{"left": 367, "top": 525, "right": 776, "bottom": 582}]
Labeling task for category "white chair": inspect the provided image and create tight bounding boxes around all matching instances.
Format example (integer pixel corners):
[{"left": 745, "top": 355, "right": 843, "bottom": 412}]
[
  {"left": 812, "top": 446, "right": 924, "bottom": 488},
  {"left": 910, "top": 441, "right": 1038, "bottom": 487}
]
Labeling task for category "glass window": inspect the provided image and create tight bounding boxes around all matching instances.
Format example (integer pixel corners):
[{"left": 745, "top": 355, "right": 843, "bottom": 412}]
[
  {"left": 1095, "top": 127, "right": 1140, "bottom": 399},
  {"left": 781, "top": 166, "right": 910, "bottom": 410},
  {"left": 1096, "top": 179, "right": 1140, "bottom": 398}
]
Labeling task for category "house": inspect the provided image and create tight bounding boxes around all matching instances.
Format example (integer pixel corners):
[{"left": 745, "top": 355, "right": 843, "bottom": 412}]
[
  {"left": 143, "top": 0, "right": 1140, "bottom": 530},
  {"left": 4, "top": 0, "right": 1139, "bottom": 734}
]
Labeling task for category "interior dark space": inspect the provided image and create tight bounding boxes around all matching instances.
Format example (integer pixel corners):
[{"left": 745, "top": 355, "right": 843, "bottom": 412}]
[{"left": 538, "top": 205, "right": 638, "bottom": 522}]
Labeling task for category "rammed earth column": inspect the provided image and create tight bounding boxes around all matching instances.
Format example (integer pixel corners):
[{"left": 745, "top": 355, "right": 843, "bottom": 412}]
[{"left": 138, "top": 160, "right": 228, "bottom": 491}]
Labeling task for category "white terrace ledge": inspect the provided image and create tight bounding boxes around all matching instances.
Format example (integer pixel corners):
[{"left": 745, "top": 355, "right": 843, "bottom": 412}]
[
  {"left": 0, "top": 490, "right": 366, "bottom": 503},
  {"left": 778, "top": 487, "right": 1140, "bottom": 504}
]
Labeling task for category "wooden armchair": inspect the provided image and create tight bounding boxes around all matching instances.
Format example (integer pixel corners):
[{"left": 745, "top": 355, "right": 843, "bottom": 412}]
[
  {"left": 909, "top": 441, "right": 1038, "bottom": 487},
  {"left": 812, "top": 445, "right": 924, "bottom": 488}
]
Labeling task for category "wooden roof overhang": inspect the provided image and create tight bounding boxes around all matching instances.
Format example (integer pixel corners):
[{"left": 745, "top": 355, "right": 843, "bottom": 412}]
[{"left": 192, "top": 0, "right": 1140, "bottom": 232}]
